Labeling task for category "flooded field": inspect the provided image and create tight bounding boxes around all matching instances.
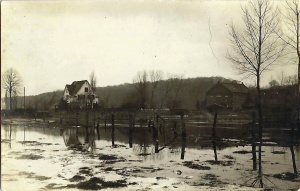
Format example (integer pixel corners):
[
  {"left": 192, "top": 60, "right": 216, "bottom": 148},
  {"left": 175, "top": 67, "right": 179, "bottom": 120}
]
[{"left": 1, "top": 117, "right": 300, "bottom": 191}]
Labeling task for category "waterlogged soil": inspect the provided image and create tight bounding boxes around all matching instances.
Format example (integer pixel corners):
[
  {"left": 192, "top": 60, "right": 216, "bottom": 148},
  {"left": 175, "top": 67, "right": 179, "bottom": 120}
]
[{"left": 1, "top": 120, "right": 300, "bottom": 191}]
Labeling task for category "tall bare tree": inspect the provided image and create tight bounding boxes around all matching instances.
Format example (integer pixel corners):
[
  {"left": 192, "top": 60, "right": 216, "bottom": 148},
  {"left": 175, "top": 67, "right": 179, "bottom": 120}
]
[
  {"left": 279, "top": 1, "right": 300, "bottom": 145},
  {"left": 2, "top": 68, "right": 22, "bottom": 111},
  {"left": 149, "top": 70, "right": 163, "bottom": 108},
  {"left": 133, "top": 71, "right": 148, "bottom": 109},
  {"left": 160, "top": 78, "right": 172, "bottom": 108},
  {"left": 89, "top": 70, "right": 97, "bottom": 93},
  {"left": 170, "top": 75, "right": 184, "bottom": 108},
  {"left": 228, "top": 0, "right": 286, "bottom": 186}
]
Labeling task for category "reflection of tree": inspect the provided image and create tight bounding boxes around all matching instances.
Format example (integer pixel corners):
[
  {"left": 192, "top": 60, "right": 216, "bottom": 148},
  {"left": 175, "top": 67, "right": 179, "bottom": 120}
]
[
  {"left": 133, "top": 71, "right": 148, "bottom": 109},
  {"left": 149, "top": 70, "right": 163, "bottom": 108}
]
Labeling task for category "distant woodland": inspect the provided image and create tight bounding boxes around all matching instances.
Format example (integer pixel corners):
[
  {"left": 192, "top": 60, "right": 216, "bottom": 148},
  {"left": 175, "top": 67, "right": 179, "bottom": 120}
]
[{"left": 4, "top": 76, "right": 233, "bottom": 111}]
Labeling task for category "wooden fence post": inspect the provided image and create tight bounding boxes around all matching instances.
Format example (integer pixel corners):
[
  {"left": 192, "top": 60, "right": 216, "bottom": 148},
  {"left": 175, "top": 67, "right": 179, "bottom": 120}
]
[
  {"left": 129, "top": 114, "right": 133, "bottom": 148},
  {"left": 180, "top": 114, "right": 186, "bottom": 159},
  {"left": 251, "top": 111, "right": 257, "bottom": 170},
  {"left": 181, "top": 134, "right": 186, "bottom": 159},
  {"left": 148, "top": 120, "right": 152, "bottom": 133},
  {"left": 111, "top": 114, "right": 115, "bottom": 146},
  {"left": 161, "top": 124, "right": 165, "bottom": 143},
  {"left": 290, "top": 118, "right": 297, "bottom": 174},
  {"left": 93, "top": 113, "right": 96, "bottom": 128},
  {"left": 76, "top": 112, "right": 79, "bottom": 126},
  {"left": 96, "top": 117, "right": 100, "bottom": 140},
  {"left": 181, "top": 114, "right": 186, "bottom": 136},
  {"left": 173, "top": 121, "right": 177, "bottom": 138},
  {"left": 212, "top": 112, "right": 218, "bottom": 161},
  {"left": 104, "top": 114, "right": 107, "bottom": 132},
  {"left": 85, "top": 111, "right": 89, "bottom": 143}
]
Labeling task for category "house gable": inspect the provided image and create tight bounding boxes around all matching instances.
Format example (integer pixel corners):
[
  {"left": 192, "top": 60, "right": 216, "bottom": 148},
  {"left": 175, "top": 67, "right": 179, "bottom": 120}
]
[
  {"left": 75, "top": 81, "right": 93, "bottom": 96},
  {"left": 206, "top": 83, "right": 232, "bottom": 96}
]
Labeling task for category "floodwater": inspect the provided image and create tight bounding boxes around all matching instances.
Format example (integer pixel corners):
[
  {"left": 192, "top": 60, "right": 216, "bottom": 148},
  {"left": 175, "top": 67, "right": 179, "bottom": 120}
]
[{"left": 1, "top": 118, "right": 300, "bottom": 191}]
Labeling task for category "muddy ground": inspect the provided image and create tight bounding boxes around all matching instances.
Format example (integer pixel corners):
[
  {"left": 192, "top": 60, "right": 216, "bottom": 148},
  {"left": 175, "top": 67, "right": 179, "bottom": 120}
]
[{"left": 1, "top": 118, "right": 300, "bottom": 191}]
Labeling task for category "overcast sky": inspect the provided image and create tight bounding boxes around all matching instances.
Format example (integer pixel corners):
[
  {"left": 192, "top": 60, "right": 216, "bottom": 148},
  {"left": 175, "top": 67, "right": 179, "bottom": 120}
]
[{"left": 1, "top": 0, "right": 297, "bottom": 96}]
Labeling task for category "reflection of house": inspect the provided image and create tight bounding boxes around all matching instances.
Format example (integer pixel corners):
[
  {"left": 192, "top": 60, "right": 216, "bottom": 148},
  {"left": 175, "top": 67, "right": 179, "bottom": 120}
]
[
  {"left": 63, "top": 80, "right": 98, "bottom": 109},
  {"left": 205, "top": 81, "right": 249, "bottom": 110}
]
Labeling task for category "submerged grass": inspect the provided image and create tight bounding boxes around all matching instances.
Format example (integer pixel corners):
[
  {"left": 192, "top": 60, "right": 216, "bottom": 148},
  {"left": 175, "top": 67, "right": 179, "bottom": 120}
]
[
  {"left": 17, "top": 154, "right": 43, "bottom": 160},
  {"left": 76, "top": 177, "right": 127, "bottom": 190},
  {"left": 182, "top": 161, "right": 211, "bottom": 170}
]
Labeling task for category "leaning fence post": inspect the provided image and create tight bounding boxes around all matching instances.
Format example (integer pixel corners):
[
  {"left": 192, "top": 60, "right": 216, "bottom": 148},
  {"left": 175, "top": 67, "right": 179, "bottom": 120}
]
[{"left": 111, "top": 114, "right": 115, "bottom": 146}]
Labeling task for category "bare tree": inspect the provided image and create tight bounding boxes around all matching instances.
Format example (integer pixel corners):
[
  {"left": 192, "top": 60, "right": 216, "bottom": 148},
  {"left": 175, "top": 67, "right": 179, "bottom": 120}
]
[
  {"left": 104, "top": 92, "right": 111, "bottom": 109},
  {"left": 284, "top": 74, "right": 298, "bottom": 85},
  {"left": 133, "top": 71, "right": 148, "bottom": 109},
  {"left": 43, "top": 92, "right": 58, "bottom": 111},
  {"left": 170, "top": 75, "right": 184, "bottom": 108},
  {"left": 4, "top": 91, "right": 9, "bottom": 109},
  {"left": 278, "top": 69, "right": 285, "bottom": 86},
  {"left": 160, "top": 78, "right": 172, "bottom": 108},
  {"left": 89, "top": 70, "right": 97, "bottom": 108},
  {"left": 12, "top": 90, "right": 19, "bottom": 109},
  {"left": 149, "top": 70, "right": 163, "bottom": 108},
  {"left": 89, "top": 70, "right": 97, "bottom": 93},
  {"left": 279, "top": 0, "right": 300, "bottom": 126},
  {"left": 227, "top": 0, "right": 286, "bottom": 186},
  {"left": 2, "top": 68, "right": 22, "bottom": 111}
]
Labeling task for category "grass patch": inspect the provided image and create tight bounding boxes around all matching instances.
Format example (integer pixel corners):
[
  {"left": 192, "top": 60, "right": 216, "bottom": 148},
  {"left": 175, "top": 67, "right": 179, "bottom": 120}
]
[
  {"left": 17, "top": 154, "right": 43, "bottom": 160},
  {"left": 76, "top": 177, "right": 127, "bottom": 190},
  {"left": 182, "top": 161, "right": 211, "bottom": 170}
]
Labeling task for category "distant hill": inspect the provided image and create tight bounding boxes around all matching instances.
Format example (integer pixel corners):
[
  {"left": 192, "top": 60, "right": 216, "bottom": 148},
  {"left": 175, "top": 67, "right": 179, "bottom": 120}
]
[{"left": 2, "top": 76, "right": 232, "bottom": 110}]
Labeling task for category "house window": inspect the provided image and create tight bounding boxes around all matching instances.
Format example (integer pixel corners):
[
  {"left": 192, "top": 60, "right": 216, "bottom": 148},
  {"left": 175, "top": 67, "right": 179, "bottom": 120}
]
[{"left": 85, "top": 87, "right": 88, "bottom": 92}]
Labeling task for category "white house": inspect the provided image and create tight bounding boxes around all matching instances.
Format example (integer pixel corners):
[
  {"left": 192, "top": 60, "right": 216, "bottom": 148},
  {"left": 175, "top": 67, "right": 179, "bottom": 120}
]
[{"left": 63, "top": 80, "right": 98, "bottom": 109}]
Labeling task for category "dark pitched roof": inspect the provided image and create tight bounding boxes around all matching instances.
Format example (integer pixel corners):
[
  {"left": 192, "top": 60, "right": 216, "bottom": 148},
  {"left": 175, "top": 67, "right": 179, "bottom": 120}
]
[
  {"left": 221, "top": 82, "right": 248, "bottom": 93},
  {"left": 65, "top": 80, "right": 89, "bottom": 96}
]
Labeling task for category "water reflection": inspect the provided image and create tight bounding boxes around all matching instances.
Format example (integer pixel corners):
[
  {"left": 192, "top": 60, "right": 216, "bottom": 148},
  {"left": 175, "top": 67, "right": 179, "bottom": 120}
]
[{"left": 1, "top": 123, "right": 299, "bottom": 166}]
